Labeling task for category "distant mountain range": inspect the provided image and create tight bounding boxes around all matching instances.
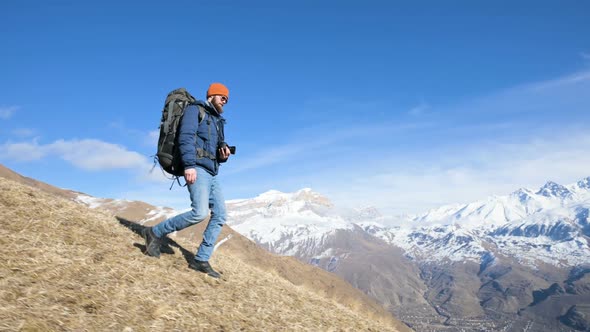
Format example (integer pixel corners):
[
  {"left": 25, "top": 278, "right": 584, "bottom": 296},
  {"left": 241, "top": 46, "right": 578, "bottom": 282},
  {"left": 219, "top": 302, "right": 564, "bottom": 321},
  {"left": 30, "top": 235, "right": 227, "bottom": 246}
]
[{"left": 225, "top": 179, "right": 590, "bottom": 331}]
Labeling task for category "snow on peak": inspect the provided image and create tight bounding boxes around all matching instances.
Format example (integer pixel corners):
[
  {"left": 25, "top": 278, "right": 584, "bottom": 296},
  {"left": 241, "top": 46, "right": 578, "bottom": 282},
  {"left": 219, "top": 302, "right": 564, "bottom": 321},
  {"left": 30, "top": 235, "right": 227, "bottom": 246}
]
[
  {"left": 227, "top": 188, "right": 339, "bottom": 227},
  {"left": 411, "top": 182, "right": 578, "bottom": 229},
  {"left": 293, "top": 188, "right": 333, "bottom": 207},
  {"left": 575, "top": 177, "right": 590, "bottom": 190},
  {"left": 536, "top": 181, "right": 572, "bottom": 198},
  {"left": 510, "top": 188, "right": 535, "bottom": 203},
  {"left": 255, "top": 189, "right": 287, "bottom": 200},
  {"left": 246, "top": 188, "right": 332, "bottom": 207}
]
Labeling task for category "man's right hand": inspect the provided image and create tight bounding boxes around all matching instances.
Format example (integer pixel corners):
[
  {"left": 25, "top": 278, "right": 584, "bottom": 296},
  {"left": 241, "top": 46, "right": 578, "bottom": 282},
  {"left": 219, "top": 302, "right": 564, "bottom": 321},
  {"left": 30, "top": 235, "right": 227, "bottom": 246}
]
[{"left": 184, "top": 168, "right": 197, "bottom": 184}]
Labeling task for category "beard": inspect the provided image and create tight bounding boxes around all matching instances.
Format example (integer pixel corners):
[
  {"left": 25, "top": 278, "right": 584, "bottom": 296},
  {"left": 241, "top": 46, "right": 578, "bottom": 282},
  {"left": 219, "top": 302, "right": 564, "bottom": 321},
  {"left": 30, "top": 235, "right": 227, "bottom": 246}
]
[{"left": 212, "top": 100, "right": 225, "bottom": 114}]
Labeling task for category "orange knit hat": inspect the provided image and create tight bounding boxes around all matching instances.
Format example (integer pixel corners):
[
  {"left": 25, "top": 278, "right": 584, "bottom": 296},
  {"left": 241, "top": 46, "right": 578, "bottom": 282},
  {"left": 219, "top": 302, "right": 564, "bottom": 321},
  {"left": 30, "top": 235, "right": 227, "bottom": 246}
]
[{"left": 207, "top": 83, "right": 229, "bottom": 99}]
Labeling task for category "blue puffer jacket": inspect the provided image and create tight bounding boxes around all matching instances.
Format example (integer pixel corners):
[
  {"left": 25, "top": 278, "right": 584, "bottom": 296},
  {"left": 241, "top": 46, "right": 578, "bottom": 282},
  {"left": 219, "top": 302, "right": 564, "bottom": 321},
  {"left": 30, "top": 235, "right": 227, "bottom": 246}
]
[{"left": 178, "top": 100, "right": 226, "bottom": 176}]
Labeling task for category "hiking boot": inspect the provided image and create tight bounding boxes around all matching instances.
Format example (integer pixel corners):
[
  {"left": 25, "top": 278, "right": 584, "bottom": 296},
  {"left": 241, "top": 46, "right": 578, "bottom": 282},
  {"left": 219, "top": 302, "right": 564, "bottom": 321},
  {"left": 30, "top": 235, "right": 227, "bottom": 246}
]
[
  {"left": 189, "top": 260, "right": 221, "bottom": 279},
  {"left": 142, "top": 227, "right": 162, "bottom": 258}
]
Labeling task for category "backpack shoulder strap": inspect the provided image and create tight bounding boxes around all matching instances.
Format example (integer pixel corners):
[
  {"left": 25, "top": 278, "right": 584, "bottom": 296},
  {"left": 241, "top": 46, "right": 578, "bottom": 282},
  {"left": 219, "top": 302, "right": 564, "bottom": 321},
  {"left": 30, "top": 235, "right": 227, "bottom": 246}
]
[{"left": 197, "top": 105, "right": 207, "bottom": 124}]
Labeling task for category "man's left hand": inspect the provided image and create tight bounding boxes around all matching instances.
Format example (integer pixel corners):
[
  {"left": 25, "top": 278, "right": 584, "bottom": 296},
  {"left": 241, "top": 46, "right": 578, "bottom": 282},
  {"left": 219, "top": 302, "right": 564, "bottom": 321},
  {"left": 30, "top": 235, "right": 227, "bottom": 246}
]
[{"left": 218, "top": 146, "right": 230, "bottom": 162}]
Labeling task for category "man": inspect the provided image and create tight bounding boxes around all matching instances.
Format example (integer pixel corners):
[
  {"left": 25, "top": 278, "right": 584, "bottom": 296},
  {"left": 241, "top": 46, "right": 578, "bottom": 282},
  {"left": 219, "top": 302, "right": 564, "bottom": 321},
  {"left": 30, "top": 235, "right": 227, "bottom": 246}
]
[{"left": 143, "top": 82, "right": 232, "bottom": 279}]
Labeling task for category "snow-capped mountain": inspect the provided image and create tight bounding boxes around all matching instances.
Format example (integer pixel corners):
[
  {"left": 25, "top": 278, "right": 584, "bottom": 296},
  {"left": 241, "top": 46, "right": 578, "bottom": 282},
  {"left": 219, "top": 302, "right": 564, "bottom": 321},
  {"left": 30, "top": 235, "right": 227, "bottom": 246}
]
[
  {"left": 227, "top": 178, "right": 590, "bottom": 268},
  {"left": 536, "top": 181, "right": 573, "bottom": 198},
  {"left": 388, "top": 179, "right": 590, "bottom": 266},
  {"left": 225, "top": 178, "right": 590, "bottom": 331},
  {"left": 226, "top": 188, "right": 354, "bottom": 256}
]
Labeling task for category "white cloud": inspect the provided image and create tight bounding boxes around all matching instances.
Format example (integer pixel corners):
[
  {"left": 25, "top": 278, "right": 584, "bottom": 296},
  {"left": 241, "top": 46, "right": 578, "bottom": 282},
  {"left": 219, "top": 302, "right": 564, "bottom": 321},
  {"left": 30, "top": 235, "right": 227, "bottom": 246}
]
[
  {"left": 0, "top": 140, "right": 47, "bottom": 161},
  {"left": 320, "top": 129, "right": 590, "bottom": 215},
  {"left": 526, "top": 69, "right": 590, "bottom": 91},
  {"left": 46, "top": 139, "right": 148, "bottom": 171},
  {"left": 0, "top": 138, "right": 151, "bottom": 171},
  {"left": 0, "top": 106, "right": 18, "bottom": 119},
  {"left": 0, "top": 136, "right": 197, "bottom": 190}
]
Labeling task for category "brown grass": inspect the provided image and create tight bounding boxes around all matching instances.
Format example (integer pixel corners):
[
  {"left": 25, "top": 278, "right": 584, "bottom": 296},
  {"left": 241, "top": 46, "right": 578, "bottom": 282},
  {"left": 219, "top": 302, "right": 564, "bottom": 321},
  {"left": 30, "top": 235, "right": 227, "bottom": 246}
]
[{"left": 0, "top": 177, "right": 402, "bottom": 331}]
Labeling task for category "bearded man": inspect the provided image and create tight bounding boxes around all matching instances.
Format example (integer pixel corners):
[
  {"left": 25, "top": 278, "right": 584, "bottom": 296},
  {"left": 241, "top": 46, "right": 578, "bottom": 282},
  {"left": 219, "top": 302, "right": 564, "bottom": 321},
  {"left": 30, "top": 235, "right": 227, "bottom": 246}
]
[{"left": 143, "top": 83, "right": 232, "bottom": 278}]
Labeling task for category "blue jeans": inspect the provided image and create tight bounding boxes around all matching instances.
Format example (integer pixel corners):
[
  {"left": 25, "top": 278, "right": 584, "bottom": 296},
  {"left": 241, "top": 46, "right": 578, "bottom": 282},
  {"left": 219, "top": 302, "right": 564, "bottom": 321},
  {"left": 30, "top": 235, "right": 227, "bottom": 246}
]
[{"left": 152, "top": 166, "right": 226, "bottom": 262}]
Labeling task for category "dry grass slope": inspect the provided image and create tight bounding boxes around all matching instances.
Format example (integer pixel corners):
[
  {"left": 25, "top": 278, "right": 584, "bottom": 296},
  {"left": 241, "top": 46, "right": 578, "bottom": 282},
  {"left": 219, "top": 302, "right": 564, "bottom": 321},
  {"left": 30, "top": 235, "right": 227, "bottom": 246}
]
[{"left": 0, "top": 177, "right": 402, "bottom": 331}]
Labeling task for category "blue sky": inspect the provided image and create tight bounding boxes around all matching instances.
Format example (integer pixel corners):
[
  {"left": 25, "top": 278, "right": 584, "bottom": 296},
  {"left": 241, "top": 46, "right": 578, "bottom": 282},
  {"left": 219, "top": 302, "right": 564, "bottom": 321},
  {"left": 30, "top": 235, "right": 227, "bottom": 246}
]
[{"left": 1, "top": 1, "right": 589, "bottom": 215}]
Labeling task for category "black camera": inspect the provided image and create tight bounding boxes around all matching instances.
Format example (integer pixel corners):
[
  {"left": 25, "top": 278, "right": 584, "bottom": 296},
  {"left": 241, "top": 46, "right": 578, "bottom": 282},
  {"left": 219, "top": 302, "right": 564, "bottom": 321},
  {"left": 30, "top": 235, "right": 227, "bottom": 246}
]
[{"left": 219, "top": 142, "right": 236, "bottom": 155}]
